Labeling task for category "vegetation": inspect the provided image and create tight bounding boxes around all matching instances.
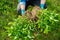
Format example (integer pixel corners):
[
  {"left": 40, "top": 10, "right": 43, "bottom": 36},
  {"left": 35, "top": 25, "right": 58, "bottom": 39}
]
[{"left": 0, "top": 0, "right": 60, "bottom": 40}]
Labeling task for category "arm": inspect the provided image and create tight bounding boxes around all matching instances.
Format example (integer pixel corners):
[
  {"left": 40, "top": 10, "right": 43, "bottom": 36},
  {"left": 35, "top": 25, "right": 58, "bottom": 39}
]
[
  {"left": 17, "top": 0, "right": 26, "bottom": 15},
  {"left": 40, "top": 0, "right": 46, "bottom": 9}
]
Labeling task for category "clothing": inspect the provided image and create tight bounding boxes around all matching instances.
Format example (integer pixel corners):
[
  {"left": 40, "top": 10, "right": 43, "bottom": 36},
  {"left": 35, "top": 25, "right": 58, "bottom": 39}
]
[
  {"left": 19, "top": 0, "right": 40, "bottom": 6},
  {"left": 18, "top": 0, "right": 40, "bottom": 10},
  {"left": 18, "top": 0, "right": 26, "bottom": 2},
  {"left": 17, "top": 0, "right": 47, "bottom": 15}
]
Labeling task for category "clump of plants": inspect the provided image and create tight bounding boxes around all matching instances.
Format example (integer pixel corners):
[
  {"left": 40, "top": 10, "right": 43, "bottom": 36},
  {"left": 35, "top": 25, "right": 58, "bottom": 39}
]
[
  {"left": 6, "top": 16, "right": 36, "bottom": 40},
  {"left": 6, "top": 9, "right": 60, "bottom": 40},
  {"left": 37, "top": 9, "right": 60, "bottom": 34}
]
